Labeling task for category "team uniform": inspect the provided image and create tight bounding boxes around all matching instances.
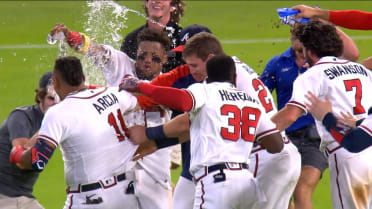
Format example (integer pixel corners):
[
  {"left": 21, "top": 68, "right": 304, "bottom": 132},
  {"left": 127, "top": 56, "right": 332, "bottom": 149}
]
[
  {"left": 290, "top": 56, "right": 372, "bottom": 209},
  {"left": 88, "top": 45, "right": 173, "bottom": 209},
  {"left": 150, "top": 56, "right": 301, "bottom": 208},
  {"left": 261, "top": 47, "right": 328, "bottom": 174},
  {"left": 185, "top": 81, "right": 276, "bottom": 209},
  {"left": 234, "top": 57, "right": 301, "bottom": 209},
  {"left": 38, "top": 87, "right": 138, "bottom": 209}
]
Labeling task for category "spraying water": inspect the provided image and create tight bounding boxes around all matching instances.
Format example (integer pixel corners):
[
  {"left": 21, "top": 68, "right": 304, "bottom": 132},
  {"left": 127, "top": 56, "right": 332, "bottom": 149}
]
[{"left": 46, "top": 0, "right": 172, "bottom": 86}]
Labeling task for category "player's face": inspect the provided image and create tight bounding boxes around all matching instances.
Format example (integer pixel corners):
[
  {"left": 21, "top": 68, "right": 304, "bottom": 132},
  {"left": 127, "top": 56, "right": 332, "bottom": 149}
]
[
  {"left": 291, "top": 38, "right": 306, "bottom": 68},
  {"left": 303, "top": 47, "right": 314, "bottom": 67},
  {"left": 183, "top": 54, "right": 208, "bottom": 82},
  {"left": 135, "top": 41, "right": 167, "bottom": 80},
  {"left": 39, "top": 86, "right": 58, "bottom": 114},
  {"left": 145, "top": 0, "right": 173, "bottom": 22}
]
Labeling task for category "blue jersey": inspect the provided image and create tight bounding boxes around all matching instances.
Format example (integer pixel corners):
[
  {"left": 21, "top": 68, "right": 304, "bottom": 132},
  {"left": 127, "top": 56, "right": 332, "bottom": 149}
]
[{"left": 260, "top": 47, "right": 315, "bottom": 132}]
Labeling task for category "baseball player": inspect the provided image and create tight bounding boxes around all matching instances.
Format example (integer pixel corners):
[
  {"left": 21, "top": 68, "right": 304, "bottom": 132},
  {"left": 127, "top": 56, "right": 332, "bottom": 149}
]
[
  {"left": 125, "top": 29, "right": 301, "bottom": 208},
  {"left": 306, "top": 92, "right": 372, "bottom": 153},
  {"left": 49, "top": 24, "right": 175, "bottom": 209},
  {"left": 121, "top": 55, "right": 285, "bottom": 209},
  {"left": 10, "top": 56, "right": 141, "bottom": 209},
  {"left": 271, "top": 19, "right": 372, "bottom": 209}
]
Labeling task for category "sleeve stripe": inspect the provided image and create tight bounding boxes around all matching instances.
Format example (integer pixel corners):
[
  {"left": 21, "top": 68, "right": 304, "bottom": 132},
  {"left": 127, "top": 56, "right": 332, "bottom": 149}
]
[
  {"left": 256, "top": 128, "right": 279, "bottom": 140},
  {"left": 185, "top": 89, "right": 196, "bottom": 111},
  {"left": 287, "top": 101, "right": 307, "bottom": 113},
  {"left": 360, "top": 125, "right": 372, "bottom": 137},
  {"left": 38, "top": 134, "right": 59, "bottom": 147}
]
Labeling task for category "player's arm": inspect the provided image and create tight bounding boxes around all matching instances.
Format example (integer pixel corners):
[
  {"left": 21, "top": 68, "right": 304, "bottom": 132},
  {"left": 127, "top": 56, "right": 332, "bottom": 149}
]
[
  {"left": 305, "top": 91, "right": 372, "bottom": 152},
  {"left": 293, "top": 5, "right": 372, "bottom": 30},
  {"left": 259, "top": 132, "right": 284, "bottom": 153},
  {"left": 271, "top": 104, "right": 304, "bottom": 131},
  {"left": 10, "top": 138, "right": 56, "bottom": 171},
  {"left": 150, "top": 65, "right": 190, "bottom": 87},
  {"left": 336, "top": 26, "right": 359, "bottom": 61},
  {"left": 360, "top": 56, "right": 372, "bottom": 71}
]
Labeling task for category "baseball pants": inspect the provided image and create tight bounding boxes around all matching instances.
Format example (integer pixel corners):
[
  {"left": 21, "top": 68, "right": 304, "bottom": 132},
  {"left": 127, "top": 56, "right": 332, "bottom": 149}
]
[
  {"left": 193, "top": 165, "right": 264, "bottom": 209},
  {"left": 250, "top": 141, "right": 301, "bottom": 209},
  {"left": 172, "top": 176, "right": 195, "bottom": 209},
  {"left": 0, "top": 194, "right": 44, "bottom": 209},
  {"left": 326, "top": 144, "right": 372, "bottom": 209}
]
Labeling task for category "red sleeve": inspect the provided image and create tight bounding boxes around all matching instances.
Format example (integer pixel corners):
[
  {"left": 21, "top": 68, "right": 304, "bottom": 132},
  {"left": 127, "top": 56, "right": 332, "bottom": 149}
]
[
  {"left": 151, "top": 65, "right": 190, "bottom": 87},
  {"left": 138, "top": 82, "right": 193, "bottom": 112},
  {"left": 329, "top": 10, "right": 372, "bottom": 30}
]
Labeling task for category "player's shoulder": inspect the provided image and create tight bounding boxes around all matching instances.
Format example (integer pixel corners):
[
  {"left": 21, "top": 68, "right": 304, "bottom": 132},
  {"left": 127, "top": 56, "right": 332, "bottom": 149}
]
[
  {"left": 233, "top": 56, "right": 257, "bottom": 76},
  {"left": 124, "top": 25, "right": 146, "bottom": 40}
]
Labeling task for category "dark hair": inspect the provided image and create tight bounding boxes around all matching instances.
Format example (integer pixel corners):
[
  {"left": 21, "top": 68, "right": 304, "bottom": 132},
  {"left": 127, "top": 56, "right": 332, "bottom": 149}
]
[
  {"left": 143, "top": 0, "right": 185, "bottom": 24},
  {"left": 294, "top": 19, "right": 343, "bottom": 58},
  {"left": 206, "top": 55, "right": 235, "bottom": 83},
  {"left": 183, "top": 32, "right": 224, "bottom": 61},
  {"left": 34, "top": 87, "right": 47, "bottom": 103},
  {"left": 137, "top": 28, "right": 171, "bottom": 51},
  {"left": 53, "top": 56, "right": 84, "bottom": 86}
]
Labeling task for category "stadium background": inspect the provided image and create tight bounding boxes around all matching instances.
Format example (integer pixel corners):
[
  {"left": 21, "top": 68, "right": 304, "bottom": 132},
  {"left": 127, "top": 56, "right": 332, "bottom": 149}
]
[{"left": 1, "top": 1, "right": 372, "bottom": 208}]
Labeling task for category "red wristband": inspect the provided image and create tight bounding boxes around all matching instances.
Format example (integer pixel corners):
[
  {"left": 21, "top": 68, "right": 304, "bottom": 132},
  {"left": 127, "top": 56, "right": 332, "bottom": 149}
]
[
  {"left": 67, "top": 31, "right": 83, "bottom": 49},
  {"left": 10, "top": 145, "right": 26, "bottom": 164}
]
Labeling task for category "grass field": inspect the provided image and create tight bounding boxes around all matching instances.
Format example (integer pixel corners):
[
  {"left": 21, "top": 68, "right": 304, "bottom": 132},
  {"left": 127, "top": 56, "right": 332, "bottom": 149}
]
[{"left": 1, "top": 1, "right": 372, "bottom": 208}]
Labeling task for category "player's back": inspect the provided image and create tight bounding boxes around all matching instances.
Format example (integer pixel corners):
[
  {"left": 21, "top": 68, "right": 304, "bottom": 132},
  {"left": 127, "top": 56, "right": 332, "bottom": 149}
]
[
  {"left": 40, "top": 87, "right": 138, "bottom": 185},
  {"left": 187, "top": 82, "right": 262, "bottom": 174},
  {"left": 292, "top": 57, "right": 372, "bottom": 144}
]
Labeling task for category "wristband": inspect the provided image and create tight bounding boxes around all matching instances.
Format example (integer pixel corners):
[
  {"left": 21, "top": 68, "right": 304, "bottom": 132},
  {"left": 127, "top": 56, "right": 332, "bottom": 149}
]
[
  {"left": 154, "top": 137, "right": 179, "bottom": 149},
  {"left": 67, "top": 31, "right": 83, "bottom": 49},
  {"left": 9, "top": 145, "right": 26, "bottom": 164},
  {"left": 145, "top": 125, "right": 166, "bottom": 140},
  {"left": 322, "top": 112, "right": 337, "bottom": 131},
  {"left": 77, "top": 33, "right": 91, "bottom": 54}
]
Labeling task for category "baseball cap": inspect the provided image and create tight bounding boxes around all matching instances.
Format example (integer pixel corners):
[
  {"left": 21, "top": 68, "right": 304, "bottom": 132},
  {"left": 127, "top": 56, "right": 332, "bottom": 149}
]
[
  {"left": 39, "top": 71, "right": 52, "bottom": 88},
  {"left": 172, "top": 24, "right": 212, "bottom": 52}
]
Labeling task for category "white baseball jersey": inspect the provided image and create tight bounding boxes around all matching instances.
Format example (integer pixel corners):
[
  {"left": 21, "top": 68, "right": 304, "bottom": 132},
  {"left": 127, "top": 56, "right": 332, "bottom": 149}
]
[
  {"left": 290, "top": 56, "right": 372, "bottom": 148},
  {"left": 290, "top": 56, "right": 372, "bottom": 209},
  {"left": 38, "top": 87, "right": 137, "bottom": 186},
  {"left": 89, "top": 45, "right": 136, "bottom": 87},
  {"left": 89, "top": 45, "right": 173, "bottom": 208},
  {"left": 186, "top": 82, "right": 278, "bottom": 175},
  {"left": 234, "top": 56, "right": 301, "bottom": 209}
]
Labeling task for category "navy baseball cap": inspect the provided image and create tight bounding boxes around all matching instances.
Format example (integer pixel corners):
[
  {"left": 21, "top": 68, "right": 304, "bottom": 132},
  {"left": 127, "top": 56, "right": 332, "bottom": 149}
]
[
  {"left": 172, "top": 24, "right": 212, "bottom": 52},
  {"left": 39, "top": 71, "right": 52, "bottom": 88}
]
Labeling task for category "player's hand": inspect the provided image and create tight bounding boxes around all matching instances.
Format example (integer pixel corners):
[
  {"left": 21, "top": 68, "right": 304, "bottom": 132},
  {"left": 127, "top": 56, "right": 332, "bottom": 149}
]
[
  {"left": 338, "top": 111, "right": 358, "bottom": 128},
  {"left": 119, "top": 75, "right": 142, "bottom": 93},
  {"left": 50, "top": 23, "right": 69, "bottom": 39},
  {"left": 9, "top": 145, "right": 26, "bottom": 169},
  {"left": 132, "top": 140, "right": 158, "bottom": 161},
  {"left": 127, "top": 125, "right": 149, "bottom": 145},
  {"left": 305, "top": 91, "right": 332, "bottom": 121},
  {"left": 292, "top": 5, "right": 317, "bottom": 18}
]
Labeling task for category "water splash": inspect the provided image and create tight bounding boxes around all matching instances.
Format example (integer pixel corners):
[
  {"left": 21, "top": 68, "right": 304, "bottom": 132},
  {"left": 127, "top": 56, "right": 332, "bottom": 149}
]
[{"left": 80, "top": 0, "right": 133, "bottom": 86}]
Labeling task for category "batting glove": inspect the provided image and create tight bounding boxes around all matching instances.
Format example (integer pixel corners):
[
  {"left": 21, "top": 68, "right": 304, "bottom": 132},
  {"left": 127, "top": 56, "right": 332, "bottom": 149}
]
[{"left": 119, "top": 75, "right": 142, "bottom": 93}]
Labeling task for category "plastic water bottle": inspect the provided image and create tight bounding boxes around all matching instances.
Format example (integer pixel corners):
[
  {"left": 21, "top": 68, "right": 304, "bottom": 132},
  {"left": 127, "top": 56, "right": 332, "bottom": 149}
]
[
  {"left": 277, "top": 8, "right": 309, "bottom": 26},
  {"left": 46, "top": 32, "right": 65, "bottom": 45}
]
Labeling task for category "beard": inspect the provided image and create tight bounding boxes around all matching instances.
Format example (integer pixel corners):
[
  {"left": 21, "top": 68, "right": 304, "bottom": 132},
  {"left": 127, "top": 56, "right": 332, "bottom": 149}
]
[{"left": 304, "top": 51, "right": 314, "bottom": 67}]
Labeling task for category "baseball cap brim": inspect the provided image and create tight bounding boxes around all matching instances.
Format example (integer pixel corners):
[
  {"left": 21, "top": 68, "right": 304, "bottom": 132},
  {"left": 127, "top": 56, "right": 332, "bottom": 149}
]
[{"left": 171, "top": 45, "right": 185, "bottom": 52}]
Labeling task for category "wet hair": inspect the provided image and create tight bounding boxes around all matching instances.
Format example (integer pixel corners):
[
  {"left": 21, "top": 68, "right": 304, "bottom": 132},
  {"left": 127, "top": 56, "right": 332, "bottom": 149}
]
[
  {"left": 183, "top": 32, "right": 224, "bottom": 61},
  {"left": 34, "top": 87, "right": 47, "bottom": 104},
  {"left": 294, "top": 19, "right": 343, "bottom": 58},
  {"left": 143, "top": 0, "right": 185, "bottom": 24},
  {"left": 206, "top": 55, "right": 235, "bottom": 83},
  {"left": 137, "top": 28, "right": 171, "bottom": 52},
  {"left": 53, "top": 56, "right": 84, "bottom": 87}
]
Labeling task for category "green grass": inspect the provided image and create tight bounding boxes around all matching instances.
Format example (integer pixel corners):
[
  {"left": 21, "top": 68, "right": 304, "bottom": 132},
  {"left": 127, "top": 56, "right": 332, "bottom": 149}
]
[{"left": 1, "top": 1, "right": 372, "bottom": 208}]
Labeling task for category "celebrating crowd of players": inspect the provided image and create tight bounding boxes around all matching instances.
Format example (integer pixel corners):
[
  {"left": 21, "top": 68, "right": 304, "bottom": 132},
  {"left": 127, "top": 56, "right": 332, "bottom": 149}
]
[{"left": 2, "top": 1, "right": 372, "bottom": 209}]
